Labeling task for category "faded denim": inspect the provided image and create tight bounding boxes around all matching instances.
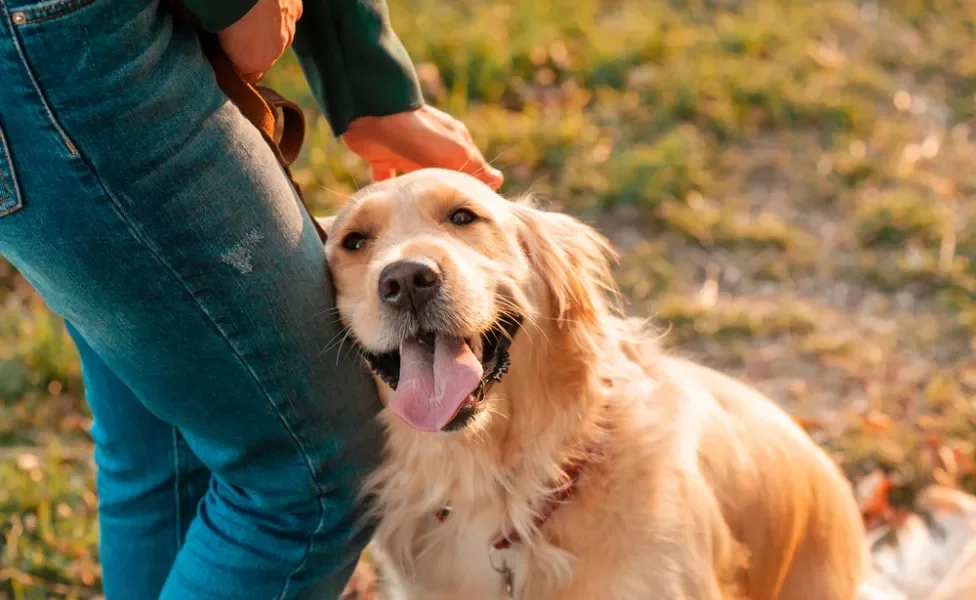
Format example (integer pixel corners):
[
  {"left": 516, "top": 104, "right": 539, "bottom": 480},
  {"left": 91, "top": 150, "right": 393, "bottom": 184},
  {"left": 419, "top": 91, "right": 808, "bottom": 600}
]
[{"left": 0, "top": 1, "right": 383, "bottom": 598}]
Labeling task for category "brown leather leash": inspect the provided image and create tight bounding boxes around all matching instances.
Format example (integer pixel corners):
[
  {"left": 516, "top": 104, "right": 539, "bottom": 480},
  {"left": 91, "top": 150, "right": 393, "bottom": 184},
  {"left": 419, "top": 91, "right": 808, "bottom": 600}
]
[{"left": 169, "top": 2, "right": 327, "bottom": 242}]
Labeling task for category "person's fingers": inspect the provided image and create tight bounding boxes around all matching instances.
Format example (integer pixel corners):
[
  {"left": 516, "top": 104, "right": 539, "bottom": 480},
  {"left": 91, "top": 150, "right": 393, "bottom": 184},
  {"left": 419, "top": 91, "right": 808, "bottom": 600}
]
[
  {"left": 466, "top": 161, "right": 504, "bottom": 190},
  {"left": 217, "top": 0, "right": 300, "bottom": 85},
  {"left": 370, "top": 156, "right": 428, "bottom": 182},
  {"left": 382, "top": 130, "right": 500, "bottom": 186},
  {"left": 445, "top": 118, "right": 500, "bottom": 184},
  {"left": 243, "top": 71, "right": 266, "bottom": 84},
  {"left": 477, "top": 164, "right": 505, "bottom": 190},
  {"left": 355, "top": 107, "right": 505, "bottom": 189},
  {"left": 456, "top": 121, "right": 477, "bottom": 146},
  {"left": 431, "top": 108, "right": 488, "bottom": 163},
  {"left": 371, "top": 164, "right": 397, "bottom": 182},
  {"left": 380, "top": 124, "right": 458, "bottom": 170},
  {"left": 456, "top": 133, "right": 502, "bottom": 189},
  {"left": 447, "top": 147, "right": 503, "bottom": 190}
]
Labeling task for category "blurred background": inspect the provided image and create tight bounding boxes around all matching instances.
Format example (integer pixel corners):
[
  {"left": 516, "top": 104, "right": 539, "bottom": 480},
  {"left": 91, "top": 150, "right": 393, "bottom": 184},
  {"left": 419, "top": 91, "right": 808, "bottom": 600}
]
[{"left": 3, "top": 0, "right": 976, "bottom": 597}]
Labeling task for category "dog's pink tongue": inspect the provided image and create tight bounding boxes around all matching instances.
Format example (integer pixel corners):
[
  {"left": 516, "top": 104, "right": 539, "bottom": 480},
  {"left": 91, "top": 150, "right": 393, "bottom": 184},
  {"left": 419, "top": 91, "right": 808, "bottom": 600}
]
[{"left": 390, "top": 335, "right": 483, "bottom": 432}]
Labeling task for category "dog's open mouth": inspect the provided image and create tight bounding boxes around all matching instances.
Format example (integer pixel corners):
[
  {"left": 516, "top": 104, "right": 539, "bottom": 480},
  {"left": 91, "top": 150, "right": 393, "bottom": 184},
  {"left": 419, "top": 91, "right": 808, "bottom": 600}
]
[{"left": 361, "top": 315, "right": 522, "bottom": 432}]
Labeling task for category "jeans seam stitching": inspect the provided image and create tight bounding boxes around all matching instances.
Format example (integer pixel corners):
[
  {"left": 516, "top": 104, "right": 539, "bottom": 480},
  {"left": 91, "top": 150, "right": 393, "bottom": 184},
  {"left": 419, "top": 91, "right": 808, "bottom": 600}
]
[
  {"left": 277, "top": 497, "right": 329, "bottom": 600},
  {"left": 0, "top": 124, "right": 23, "bottom": 216},
  {"left": 75, "top": 151, "right": 325, "bottom": 591},
  {"left": 3, "top": 5, "right": 79, "bottom": 155},
  {"left": 0, "top": 147, "right": 9, "bottom": 200},
  {"left": 172, "top": 427, "right": 183, "bottom": 551}
]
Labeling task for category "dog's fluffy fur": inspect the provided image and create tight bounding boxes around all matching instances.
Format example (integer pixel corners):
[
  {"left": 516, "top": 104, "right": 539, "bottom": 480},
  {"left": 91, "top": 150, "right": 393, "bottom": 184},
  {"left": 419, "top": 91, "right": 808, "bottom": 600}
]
[{"left": 320, "top": 169, "right": 865, "bottom": 600}]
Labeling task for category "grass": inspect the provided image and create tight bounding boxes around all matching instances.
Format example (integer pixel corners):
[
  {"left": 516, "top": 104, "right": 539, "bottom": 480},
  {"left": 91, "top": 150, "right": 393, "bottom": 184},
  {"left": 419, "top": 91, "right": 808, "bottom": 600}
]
[{"left": 3, "top": 0, "right": 976, "bottom": 597}]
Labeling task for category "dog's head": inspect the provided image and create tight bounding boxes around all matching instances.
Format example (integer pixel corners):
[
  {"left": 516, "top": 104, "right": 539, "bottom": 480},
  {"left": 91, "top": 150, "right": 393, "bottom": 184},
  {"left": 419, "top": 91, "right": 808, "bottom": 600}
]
[{"left": 322, "top": 168, "right": 618, "bottom": 434}]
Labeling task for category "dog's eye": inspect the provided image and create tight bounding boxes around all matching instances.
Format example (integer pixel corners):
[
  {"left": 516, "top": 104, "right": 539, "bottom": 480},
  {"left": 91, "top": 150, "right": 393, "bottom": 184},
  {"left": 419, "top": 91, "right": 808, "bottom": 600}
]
[
  {"left": 450, "top": 208, "right": 478, "bottom": 226},
  {"left": 341, "top": 232, "right": 368, "bottom": 251}
]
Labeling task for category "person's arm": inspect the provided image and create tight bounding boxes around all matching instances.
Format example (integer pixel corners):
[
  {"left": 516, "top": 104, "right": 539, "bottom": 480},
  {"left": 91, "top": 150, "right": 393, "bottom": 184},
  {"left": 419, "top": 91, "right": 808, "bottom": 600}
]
[
  {"left": 291, "top": 0, "right": 424, "bottom": 136},
  {"left": 179, "top": 0, "right": 502, "bottom": 188},
  {"left": 178, "top": 0, "right": 422, "bottom": 136},
  {"left": 175, "top": 0, "right": 255, "bottom": 32}
]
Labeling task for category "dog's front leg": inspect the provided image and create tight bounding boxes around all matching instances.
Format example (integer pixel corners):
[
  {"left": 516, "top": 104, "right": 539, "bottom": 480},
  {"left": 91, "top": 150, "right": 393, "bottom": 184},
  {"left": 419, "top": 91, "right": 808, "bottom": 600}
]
[
  {"left": 541, "top": 564, "right": 733, "bottom": 600},
  {"left": 539, "top": 479, "right": 743, "bottom": 599},
  {"left": 527, "top": 543, "right": 735, "bottom": 600}
]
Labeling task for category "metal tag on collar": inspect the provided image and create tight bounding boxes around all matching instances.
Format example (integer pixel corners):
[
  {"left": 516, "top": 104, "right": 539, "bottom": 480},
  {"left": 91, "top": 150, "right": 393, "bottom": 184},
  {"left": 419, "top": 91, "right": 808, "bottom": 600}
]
[{"left": 489, "top": 546, "right": 516, "bottom": 598}]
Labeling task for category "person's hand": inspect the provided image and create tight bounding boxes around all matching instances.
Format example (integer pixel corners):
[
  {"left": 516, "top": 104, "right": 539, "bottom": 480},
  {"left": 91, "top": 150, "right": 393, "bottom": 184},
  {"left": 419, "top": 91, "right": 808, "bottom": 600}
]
[
  {"left": 217, "top": 0, "right": 303, "bottom": 83},
  {"left": 342, "top": 105, "right": 504, "bottom": 190}
]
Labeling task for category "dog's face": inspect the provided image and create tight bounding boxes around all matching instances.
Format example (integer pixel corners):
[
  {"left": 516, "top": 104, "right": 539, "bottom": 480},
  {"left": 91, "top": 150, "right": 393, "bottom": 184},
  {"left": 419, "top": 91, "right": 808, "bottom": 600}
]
[{"left": 323, "top": 168, "right": 615, "bottom": 434}]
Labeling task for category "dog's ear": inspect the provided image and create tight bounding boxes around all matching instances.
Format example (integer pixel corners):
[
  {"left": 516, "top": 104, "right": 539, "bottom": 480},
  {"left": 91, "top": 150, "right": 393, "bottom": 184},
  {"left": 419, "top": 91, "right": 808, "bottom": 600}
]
[
  {"left": 513, "top": 201, "right": 619, "bottom": 330},
  {"left": 314, "top": 215, "right": 336, "bottom": 242}
]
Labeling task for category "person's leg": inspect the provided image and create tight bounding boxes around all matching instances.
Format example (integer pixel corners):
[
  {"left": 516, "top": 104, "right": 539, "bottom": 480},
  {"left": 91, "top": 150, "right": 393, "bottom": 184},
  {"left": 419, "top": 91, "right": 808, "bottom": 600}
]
[
  {"left": 0, "top": 1, "right": 382, "bottom": 598},
  {"left": 67, "top": 322, "right": 210, "bottom": 598}
]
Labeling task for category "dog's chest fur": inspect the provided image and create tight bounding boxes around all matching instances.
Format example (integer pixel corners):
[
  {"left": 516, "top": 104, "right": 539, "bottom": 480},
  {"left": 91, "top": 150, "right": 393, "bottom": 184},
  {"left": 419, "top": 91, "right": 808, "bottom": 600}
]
[
  {"left": 366, "top": 414, "right": 583, "bottom": 600},
  {"left": 373, "top": 501, "right": 532, "bottom": 599}
]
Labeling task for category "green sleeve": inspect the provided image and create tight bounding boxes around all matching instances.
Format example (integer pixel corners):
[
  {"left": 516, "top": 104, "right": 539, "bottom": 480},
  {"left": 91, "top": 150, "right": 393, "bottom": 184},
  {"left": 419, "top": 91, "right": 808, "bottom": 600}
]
[
  {"left": 177, "top": 0, "right": 257, "bottom": 32},
  {"left": 291, "top": 0, "right": 424, "bottom": 135},
  {"left": 176, "top": 0, "right": 424, "bottom": 136}
]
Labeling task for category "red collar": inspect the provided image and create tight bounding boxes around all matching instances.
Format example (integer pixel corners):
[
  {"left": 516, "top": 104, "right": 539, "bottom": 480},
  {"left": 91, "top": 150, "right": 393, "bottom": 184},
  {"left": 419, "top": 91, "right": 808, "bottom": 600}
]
[{"left": 434, "top": 435, "right": 603, "bottom": 550}]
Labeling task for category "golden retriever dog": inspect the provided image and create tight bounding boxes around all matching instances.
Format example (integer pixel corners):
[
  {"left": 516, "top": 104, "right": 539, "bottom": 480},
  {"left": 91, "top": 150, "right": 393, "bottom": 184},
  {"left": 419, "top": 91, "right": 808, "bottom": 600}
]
[{"left": 318, "top": 168, "right": 865, "bottom": 600}]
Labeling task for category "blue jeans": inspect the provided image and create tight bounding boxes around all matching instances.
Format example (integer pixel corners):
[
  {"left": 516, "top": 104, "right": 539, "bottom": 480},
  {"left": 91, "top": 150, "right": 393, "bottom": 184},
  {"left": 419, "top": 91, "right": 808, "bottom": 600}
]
[{"left": 0, "top": 1, "right": 383, "bottom": 598}]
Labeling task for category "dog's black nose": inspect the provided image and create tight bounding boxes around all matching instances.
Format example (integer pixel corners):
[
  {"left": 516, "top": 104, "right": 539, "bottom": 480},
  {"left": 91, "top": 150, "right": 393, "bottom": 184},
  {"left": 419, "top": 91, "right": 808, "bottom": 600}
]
[{"left": 378, "top": 259, "right": 442, "bottom": 312}]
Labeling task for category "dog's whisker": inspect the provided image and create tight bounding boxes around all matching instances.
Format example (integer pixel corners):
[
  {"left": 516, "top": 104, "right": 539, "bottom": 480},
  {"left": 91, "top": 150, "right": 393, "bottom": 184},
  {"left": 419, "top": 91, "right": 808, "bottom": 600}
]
[
  {"left": 321, "top": 324, "right": 354, "bottom": 357},
  {"left": 316, "top": 185, "right": 353, "bottom": 200},
  {"left": 341, "top": 333, "right": 364, "bottom": 364},
  {"left": 309, "top": 306, "right": 344, "bottom": 322},
  {"left": 493, "top": 308, "right": 544, "bottom": 348},
  {"left": 483, "top": 405, "right": 510, "bottom": 423},
  {"left": 469, "top": 149, "right": 509, "bottom": 180},
  {"left": 334, "top": 327, "right": 358, "bottom": 367},
  {"left": 495, "top": 300, "right": 549, "bottom": 346},
  {"left": 319, "top": 329, "right": 347, "bottom": 356}
]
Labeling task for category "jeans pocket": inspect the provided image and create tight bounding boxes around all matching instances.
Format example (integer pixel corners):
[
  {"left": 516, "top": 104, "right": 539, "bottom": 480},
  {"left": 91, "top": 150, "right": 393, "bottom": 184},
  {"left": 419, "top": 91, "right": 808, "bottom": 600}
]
[
  {"left": 8, "top": 0, "right": 98, "bottom": 25},
  {"left": 0, "top": 125, "right": 24, "bottom": 218}
]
